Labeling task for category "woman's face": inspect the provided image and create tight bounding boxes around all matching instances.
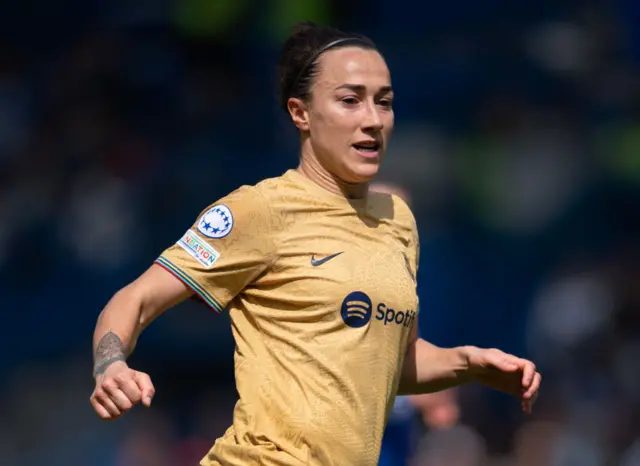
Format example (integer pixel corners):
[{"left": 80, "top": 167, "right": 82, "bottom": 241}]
[{"left": 293, "top": 46, "right": 395, "bottom": 184}]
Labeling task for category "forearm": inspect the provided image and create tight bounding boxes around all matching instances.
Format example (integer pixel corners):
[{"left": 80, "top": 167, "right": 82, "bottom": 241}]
[
  {"left": 398, "top": 338, "right": 473, "bottom": 395},
  {"left": 92, "top": 264, "right": 193, "bottom": 378},
  {"left": 92, "top": 286, "right": 144, "bottom": 377}
]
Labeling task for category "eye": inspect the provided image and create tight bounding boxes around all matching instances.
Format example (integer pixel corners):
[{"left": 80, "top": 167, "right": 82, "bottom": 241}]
[
  {"left": 378, "top": 98, "right": 393, "bottom": 108},
  {"left": 341, "top": 96, "right": 359, "bottom": 106}
]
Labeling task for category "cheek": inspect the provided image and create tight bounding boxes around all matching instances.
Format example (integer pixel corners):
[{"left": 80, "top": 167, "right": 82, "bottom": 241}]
[
  {"left": 385, "top": 110, "right": 395, "bottom": 125},
  {"left": 310, "top": 113, "right": 347, "bottom": 160},
  {"left": 315, "top": 108, "right": 355, "bottom": 140},
  {"left": 383, "top": 112, "right": 395, "bottom": 135}
]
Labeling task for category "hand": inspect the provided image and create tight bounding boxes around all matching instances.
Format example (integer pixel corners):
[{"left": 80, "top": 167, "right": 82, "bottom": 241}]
[
  {"left": 410, "top": 389, "right": 460, "bottom": 430},
  {"left": 90, "top": 361, "right": 155, "bottom": 421},
  {"left": 465, "top": 347, "right": 541, "bottom": 415}
]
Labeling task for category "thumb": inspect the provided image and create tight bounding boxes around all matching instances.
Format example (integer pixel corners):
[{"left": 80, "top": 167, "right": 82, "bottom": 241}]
[{"left": 133, "top": 371, "right": 155, "bottom": 407}]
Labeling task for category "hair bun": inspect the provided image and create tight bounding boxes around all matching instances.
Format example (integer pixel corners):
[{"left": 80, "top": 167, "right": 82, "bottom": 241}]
[{"left": 277, "top": 23, "right": 377, "bottom": 112}]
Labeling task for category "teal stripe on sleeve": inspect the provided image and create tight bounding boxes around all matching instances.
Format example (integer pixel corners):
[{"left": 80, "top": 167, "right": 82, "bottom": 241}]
[{"left": 155, "top": 256, "right": 224, "bottom": 313}]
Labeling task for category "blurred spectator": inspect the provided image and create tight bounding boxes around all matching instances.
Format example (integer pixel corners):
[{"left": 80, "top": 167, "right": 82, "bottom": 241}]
[{"left": 411, "top": 425, "right": 487, "bottom": 466}]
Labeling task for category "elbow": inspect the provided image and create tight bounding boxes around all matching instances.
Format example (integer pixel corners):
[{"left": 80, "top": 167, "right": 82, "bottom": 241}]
[
  {"left": 398, "top": 340, "right": 419, "bottom": 395},
  {"left": 397, "top": 381, "right": 418, "bottom": 396}
]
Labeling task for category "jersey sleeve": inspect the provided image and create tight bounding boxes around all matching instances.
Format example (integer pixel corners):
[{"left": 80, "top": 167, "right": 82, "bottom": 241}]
[
  {"left": 155, "top": 185, "right": 275, "bottom": 313},
  {"left": 411, "top": 224, "right": 420, "bottom": 279},
  {"left": 405, "top": 203, "right": 421, "bottom": 336},
  {"left": 402, "top": 198, "right": 420, "bottom": 284}
]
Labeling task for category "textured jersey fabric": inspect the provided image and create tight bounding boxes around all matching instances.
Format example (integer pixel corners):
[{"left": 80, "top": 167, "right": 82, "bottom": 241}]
[{"left": 156, "top": 169, "right": 419, "bottom": 466}]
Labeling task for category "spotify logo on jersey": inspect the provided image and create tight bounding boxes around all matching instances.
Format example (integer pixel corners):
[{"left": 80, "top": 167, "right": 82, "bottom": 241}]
[
  {"left": 341, "top": 291, "right": 417, "bottom": 329},
  {"left": 341, "top": 291, "right": 373, "bottom": 328}
]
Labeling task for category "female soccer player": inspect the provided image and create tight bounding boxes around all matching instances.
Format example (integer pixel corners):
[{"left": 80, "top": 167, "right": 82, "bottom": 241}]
[{"left": 90, "top": 22, "right": 541, "bottom": 466}]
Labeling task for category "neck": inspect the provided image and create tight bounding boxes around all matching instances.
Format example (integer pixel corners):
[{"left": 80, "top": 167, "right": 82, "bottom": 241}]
[{"left": 297, "top": 145, "right": 369, "bottom": 200}]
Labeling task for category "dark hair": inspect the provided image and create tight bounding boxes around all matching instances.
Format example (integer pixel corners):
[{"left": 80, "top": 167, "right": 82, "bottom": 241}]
[{"left": 277, "top": 22, "right": 377, "bottom": 111}]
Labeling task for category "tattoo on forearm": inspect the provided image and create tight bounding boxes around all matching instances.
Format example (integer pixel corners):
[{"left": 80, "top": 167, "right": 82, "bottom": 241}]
[{"left": 93, "top": 331, "right": 126, "bottom": 377}]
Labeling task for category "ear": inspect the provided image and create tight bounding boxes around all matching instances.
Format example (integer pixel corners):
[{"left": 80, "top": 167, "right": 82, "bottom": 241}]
[{"left": 287, "top": 97, "right": 310, "bottom": 132}]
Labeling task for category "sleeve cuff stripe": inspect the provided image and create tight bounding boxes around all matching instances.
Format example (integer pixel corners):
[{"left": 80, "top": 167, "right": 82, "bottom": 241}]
[{"left": 154, "top": 257, "right": 224, "bottom": 313}]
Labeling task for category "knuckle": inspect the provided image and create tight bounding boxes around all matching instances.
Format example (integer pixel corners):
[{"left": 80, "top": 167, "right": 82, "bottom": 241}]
[
  {"left": 114, "top": 373, "right": 129, "bottom": 385},
  {"left": 128, "top": 378, "right": 141, "bottom": 390},
  {"left": 101, "top": 379, "right": 115, "bottom": 391}
]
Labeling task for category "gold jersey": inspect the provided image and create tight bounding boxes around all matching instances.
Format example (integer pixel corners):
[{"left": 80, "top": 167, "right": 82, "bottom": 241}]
[{"left": 156, "top": 169, "right": 419, "bottom": 466}]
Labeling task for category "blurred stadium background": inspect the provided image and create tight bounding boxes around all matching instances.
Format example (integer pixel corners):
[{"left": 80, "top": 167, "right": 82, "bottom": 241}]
[{"left": 0, "top": 1, "right": 639, "bottom": 465}]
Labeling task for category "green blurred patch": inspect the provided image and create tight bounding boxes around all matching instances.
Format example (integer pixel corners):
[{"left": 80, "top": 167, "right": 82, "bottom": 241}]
[{"left": 174, "top": 0, "right": 249, "bottom": 38}]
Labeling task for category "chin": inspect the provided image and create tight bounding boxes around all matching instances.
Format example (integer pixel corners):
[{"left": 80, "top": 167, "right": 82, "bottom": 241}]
[{"left": 345, "top": 162, "right": 381, "bottom": 183}]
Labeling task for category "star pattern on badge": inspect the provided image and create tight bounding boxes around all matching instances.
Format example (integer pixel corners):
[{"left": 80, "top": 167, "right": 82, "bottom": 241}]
[{"left": 198, "top": 205, "right": 233, "bottom": 238}]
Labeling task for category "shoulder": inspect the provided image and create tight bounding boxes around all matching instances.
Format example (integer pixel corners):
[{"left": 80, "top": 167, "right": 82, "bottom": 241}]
[
  {"left": 196, "top": 171, "right": 297, "bottom": 237},
  {"left": 390, "top": 193, "right": 417, "bottom": 229},
  {"left": 368, "top": 190, "right": 417, "bottom": 233},
  {"left": 205, "top": 172, "right": 288, "bottom": 212},
  {"left": 222, "top": 173, "right": 293, "bottom": 209},
  {"left": 195, "top": 180, "right": 276, "bottom": 241}
]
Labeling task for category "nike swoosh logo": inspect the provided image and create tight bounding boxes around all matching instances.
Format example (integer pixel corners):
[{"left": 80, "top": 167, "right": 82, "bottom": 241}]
[{"left": 311, "top": 252, "right": 344, "bottom": 267}]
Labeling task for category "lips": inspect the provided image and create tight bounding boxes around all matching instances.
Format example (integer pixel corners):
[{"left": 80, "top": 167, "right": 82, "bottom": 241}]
[{"left": 352, "top": 140, "right": 381, "bottom": 152}]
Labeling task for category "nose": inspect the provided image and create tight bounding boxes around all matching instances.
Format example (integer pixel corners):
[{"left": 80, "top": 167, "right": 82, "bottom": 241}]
[{"left": 362, "top": 101, "right": 383, "bottom": 132}]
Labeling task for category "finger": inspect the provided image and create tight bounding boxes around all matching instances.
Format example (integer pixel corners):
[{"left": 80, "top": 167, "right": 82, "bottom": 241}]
[
  {"left": 101, "top": 397, "right": 123, "bottom": 417},
  {"left": 525, "top": 392, "right": 538, "bottom": 413},
  {"left": 523, "top": 372, "right": 541, "bottom": 400},
  {"left": 134, "top": 372, "right": 155, "bottom": 407},
  {"left": 491, "top": 354, "right": 520, "bottom": 372},
  {"left": 520, "top": 361, "right": 537, "bottom": 388},
  {"left": 94, "top": 389, "right": 122, "bottom": 418},
  {"left": 117, "top": 377, "right": 143, "bottom": 405},
  {"left": 102, "top": 381, "right": 134, "bottom": 411},
  {"left": 521, "top": 378, "right": 540, "bottom": 415},
  {"left": 530, "top": 390, "right": 539, "bottom": 407},
  {"left": 90, "top": 395, "right": 112, "bottom": 420},
  {"left": 484, "top": 349, "right": 521, "bottom": 371},
  {"left": 108, "top": 388, "right": 134, "bottom": 411}
]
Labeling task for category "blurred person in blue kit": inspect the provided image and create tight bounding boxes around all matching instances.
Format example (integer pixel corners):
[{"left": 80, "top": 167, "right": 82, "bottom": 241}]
[
  {"left": 372, "top": 181, "right": 462, "bottom": 466},
  {"left": 89, "top": 22, "right": 541, "bottom": 466}
]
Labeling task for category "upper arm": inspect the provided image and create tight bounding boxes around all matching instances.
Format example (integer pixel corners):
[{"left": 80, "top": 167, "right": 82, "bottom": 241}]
[
  {"left": 154, "top": 185, "right": 276, "bottom": 313},
  {"left": 129, "top": 263, "right": 194, "bottom": 328}
]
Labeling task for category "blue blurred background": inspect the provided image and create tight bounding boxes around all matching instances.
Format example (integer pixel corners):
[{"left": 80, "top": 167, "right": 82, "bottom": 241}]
[{"left": 0, "top": 1, "right": 639, "bottom": 465}]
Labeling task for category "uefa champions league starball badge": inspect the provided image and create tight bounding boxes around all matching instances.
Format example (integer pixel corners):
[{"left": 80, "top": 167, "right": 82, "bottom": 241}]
[{"left": 197, "top": 204, "right": 234, "bottom": 239}]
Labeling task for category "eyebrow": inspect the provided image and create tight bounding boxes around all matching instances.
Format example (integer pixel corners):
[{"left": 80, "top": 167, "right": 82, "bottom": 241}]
[{"left": 335, "top": 84, "right": 394, "bottom": 93}]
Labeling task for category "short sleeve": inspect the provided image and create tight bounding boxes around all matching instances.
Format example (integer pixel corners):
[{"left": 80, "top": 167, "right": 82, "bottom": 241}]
[
  {"left": 412, "top": 226, "right": 420, "bottom": 277},
  {"left": 403, "top": 201, "right": 420, "bottom": 284},
  {"left": 155, "top": 186, "right": 275, "bottom": 313}
]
